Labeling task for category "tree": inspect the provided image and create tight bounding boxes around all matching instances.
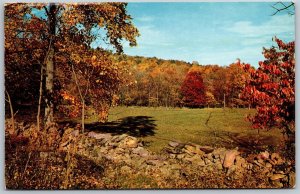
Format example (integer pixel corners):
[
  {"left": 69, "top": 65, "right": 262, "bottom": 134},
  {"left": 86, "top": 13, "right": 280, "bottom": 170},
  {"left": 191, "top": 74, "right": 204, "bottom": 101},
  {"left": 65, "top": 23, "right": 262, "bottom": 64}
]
[
  {"left": 241, "top": 38, "right": 295, "bottom": 142},
  {"left": 5, "top": 3, "right": 139, "bottom": 130},
  {"left": 181, "top": 70, "right": 206, "bottom": 108},
  {"left": 225, "top": 62, "right": 249, "bottom": 108}
]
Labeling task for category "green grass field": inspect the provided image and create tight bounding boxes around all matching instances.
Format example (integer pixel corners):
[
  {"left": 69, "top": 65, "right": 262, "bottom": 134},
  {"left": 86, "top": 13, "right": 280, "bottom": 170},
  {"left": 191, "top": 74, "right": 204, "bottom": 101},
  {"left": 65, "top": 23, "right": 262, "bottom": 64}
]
[{"left": 83, "top": 106, "right": 281, "bottom": 153}]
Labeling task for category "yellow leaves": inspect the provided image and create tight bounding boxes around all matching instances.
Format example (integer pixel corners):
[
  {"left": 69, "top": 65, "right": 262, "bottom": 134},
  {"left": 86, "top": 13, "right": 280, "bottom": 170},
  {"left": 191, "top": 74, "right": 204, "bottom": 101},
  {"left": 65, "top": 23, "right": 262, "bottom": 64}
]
[
  {"left": 71, "top": 54, "right": 81, "bottom": 64},
  {"left": 98, "top": 17, "right": 105, "bottom": 27}
]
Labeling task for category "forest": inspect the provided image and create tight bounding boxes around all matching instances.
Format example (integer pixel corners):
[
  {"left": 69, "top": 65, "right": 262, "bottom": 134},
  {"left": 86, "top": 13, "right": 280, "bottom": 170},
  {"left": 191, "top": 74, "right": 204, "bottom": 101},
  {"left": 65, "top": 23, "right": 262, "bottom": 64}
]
[{"left": 4, "top": 2, "right": 295, "bottom": 189}]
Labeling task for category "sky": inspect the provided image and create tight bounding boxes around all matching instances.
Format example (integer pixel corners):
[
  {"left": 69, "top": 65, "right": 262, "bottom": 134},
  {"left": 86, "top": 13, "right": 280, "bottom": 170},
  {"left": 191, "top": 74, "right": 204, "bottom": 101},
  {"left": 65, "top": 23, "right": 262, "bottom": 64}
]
[{"left": 121, "top": 2, "right": 295, "bottom": 67}]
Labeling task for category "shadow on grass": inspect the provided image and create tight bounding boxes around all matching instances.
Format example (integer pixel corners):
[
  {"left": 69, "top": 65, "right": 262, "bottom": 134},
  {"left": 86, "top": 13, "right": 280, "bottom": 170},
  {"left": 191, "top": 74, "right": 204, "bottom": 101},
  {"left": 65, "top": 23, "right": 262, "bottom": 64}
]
[
  {"left": 206, "top": 130, "right": 280, "bottom": 153},
  {"left": 85, "top": 116, "right": 157, "bottom": 137}
]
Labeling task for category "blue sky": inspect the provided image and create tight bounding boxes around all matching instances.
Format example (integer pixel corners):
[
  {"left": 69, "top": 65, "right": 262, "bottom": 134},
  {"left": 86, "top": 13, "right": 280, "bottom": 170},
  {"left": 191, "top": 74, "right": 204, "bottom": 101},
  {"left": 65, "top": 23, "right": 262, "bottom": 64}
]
[{"left": 122, "top": 2, "right": 295, "bottom": 67}]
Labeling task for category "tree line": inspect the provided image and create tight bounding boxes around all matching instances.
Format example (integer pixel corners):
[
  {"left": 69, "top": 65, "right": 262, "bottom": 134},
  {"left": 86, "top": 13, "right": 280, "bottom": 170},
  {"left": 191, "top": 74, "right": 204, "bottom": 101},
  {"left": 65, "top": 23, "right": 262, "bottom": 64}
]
[{"left": 114, "top": 55, "right": 251, "bottom": 108}]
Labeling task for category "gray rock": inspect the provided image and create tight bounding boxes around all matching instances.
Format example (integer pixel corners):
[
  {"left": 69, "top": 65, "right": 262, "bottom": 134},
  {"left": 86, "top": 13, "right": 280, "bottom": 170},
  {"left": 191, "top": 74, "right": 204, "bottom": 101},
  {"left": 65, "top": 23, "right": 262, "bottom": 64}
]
[
  {"left": 199, "top": 146, "right": 214, "bottom": 154},
  {"left": 132, "top": 147, "right": 149, "bottom": 157},
  {"left": 168, "top": 141, "right": 180, "bottom": 147}
]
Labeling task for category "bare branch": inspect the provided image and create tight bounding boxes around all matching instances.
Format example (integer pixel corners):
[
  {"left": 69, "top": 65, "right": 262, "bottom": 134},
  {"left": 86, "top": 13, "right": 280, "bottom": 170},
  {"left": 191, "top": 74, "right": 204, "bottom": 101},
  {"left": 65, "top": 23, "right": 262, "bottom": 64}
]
[{"left": 271, "top": 2, "right": 295, "bottom": 16}]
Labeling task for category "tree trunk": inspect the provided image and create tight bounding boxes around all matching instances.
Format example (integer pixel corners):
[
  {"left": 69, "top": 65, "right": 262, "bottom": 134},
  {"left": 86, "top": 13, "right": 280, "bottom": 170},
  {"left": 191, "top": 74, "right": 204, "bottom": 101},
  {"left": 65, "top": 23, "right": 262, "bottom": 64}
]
[
  {"left": 223, "top": 93, "right": 226, "bottom": 108},
  {"left": 71, "top": 64, "right": 85, "bottom": 133},
  {"left": 37, "top": 62, "right": 44, "bottom": 131},
  {"left": 44, "top": 4, "right": 57, "bottom": 128},
  {"left": 44, "top": 47, "right": 54, "bottom": 127},
  {"left": 5, "top": 90, "right": 15, "bottom": 135}
]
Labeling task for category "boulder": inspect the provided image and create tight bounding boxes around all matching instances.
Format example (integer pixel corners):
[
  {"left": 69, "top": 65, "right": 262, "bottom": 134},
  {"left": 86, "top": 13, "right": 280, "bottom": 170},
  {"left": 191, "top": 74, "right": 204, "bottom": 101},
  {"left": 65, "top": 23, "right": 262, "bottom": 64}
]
[{"left": 223, "top": 149, "right": 239, "bottom": 168}]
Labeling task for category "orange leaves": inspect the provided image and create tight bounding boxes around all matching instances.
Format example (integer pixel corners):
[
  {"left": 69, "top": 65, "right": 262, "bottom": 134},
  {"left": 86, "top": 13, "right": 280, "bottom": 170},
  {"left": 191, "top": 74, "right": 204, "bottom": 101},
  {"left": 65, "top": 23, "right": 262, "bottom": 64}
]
[{"left": 61, "top": 91, "right": 76, "bottom": 104}]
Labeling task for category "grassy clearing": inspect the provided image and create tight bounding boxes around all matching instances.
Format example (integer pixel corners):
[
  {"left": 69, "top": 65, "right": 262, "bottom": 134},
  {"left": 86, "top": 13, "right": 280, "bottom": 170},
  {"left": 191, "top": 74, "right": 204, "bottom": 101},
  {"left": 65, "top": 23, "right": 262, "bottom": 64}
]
[
  {"left": 74, "top": 106, "right": 283, "bottom": 153},
  {"left": 104, "top": 107, "right": 282, "bottom": 153}
]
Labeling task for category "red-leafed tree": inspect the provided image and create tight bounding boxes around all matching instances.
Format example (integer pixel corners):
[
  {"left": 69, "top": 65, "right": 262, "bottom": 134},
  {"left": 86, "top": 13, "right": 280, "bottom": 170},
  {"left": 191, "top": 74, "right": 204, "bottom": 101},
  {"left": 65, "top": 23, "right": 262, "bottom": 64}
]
[
  {"left": 241, "top": 37, "right": 295, "bottom": 144},
  {"left": 181, "top": 70, "right": 206, "bottom": 108}
]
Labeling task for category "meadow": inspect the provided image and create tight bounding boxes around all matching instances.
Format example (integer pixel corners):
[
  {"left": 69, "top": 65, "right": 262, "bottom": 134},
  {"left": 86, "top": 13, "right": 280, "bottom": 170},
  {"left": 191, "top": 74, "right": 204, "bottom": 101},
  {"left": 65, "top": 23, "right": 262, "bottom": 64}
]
[{"left": 83, "top": 106, "right": 283, "bottom": 153}]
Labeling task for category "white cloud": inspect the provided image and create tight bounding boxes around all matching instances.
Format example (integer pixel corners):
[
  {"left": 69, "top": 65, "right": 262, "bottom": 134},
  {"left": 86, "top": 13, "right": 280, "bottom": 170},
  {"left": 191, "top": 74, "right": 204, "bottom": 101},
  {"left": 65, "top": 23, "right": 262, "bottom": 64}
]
[
  {"left": 136, "top": 25, "right": 173, "bottom": 47},
  {"left": 226, "top": 14, "right": 294, "bottom": 38},
  {"left": 136, "top": 16, "right": 155, "bottom": 22},
  {"left": 195, "top": 46, "right": 264, "bottom": 66}
]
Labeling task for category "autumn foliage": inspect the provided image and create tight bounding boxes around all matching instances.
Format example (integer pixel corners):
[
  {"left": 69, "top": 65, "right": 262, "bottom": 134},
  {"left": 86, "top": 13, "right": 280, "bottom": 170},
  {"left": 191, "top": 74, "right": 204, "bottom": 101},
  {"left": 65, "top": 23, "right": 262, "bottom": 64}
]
[
  {"left": 180, "top": 71, "right": 206, "bottom": 107},
  {"left": 5, "top": 3, "right": 139, "bottom": 128},
  {"left": 241, "top": 38, "right": 295, "bottom": 139}
]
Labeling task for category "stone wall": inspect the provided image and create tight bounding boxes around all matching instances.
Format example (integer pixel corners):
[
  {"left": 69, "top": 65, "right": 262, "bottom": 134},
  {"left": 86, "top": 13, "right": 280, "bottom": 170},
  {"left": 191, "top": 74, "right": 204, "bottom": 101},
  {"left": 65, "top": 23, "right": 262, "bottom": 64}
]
[{"left": 59, "top": 129, "right": 295, "bottom": 188}]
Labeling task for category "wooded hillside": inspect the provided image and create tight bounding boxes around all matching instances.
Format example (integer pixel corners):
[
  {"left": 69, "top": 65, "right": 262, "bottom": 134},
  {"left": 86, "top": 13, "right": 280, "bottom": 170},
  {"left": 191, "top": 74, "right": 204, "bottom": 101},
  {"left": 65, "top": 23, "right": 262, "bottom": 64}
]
[{"left": 113, "top": 55, "right": 251, "bottom": 108}]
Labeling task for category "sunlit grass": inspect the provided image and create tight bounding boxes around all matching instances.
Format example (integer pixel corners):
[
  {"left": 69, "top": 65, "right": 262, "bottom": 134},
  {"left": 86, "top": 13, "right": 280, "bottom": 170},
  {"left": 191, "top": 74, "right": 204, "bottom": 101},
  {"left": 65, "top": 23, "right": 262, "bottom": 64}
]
[{"left": 102, "top": 106, "right": 282, "bottom": 153}]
